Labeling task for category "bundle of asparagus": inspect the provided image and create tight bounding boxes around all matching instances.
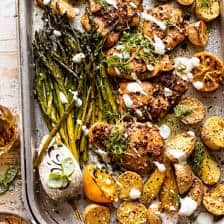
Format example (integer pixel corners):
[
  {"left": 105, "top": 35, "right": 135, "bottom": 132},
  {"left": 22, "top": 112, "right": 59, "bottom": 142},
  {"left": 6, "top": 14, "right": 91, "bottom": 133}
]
[{"left": 33, "top": 10, "right": 119, "bottom": 165}]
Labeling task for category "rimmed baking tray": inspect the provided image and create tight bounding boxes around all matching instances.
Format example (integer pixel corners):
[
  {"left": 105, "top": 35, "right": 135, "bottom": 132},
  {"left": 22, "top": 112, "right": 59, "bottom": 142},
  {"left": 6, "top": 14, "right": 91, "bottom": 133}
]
[{"left": 18, "top": 0, "right": 224, "bottom": 223}]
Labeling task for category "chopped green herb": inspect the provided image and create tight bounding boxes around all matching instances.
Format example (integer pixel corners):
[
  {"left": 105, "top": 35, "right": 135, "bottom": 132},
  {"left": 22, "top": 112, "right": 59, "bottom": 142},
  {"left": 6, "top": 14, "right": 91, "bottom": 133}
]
[
  {"left": 189, "top": 142, "right": 205, "bottom": 175},
  {"left": 174, "top": 105, "right": 194, "bottom": 119},
  {"left": 200, "top": 0, "right": 213, "bottom": 8},
  {"left": 95, "top": 0, "right": 109, "bottom": 10},
  {"left": 105, "top": 125, "right": 129, "bottom": 156}
]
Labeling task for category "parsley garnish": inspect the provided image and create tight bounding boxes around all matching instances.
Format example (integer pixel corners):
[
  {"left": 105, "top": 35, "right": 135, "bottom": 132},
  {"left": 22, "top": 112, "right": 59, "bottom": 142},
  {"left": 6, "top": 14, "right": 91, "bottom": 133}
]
[
  {"left": 95, "top": 0, "right": 109, "bottom": 10},
  {"left": 174, "top": 105, "right": 194, "bottom": 119},
  {"left": 200, "top": 0, "right": 213, "bottom": 8}
]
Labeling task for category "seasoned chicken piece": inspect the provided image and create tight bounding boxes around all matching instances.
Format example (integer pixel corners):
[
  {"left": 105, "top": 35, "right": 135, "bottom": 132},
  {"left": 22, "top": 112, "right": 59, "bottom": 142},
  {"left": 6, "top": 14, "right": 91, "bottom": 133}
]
[
  {"left": 118, "top": 72, "right": 189, "bottom": 121},
  {"left": 81, "top": 0, "right": 141, "bottom": 48},
  {"left": 89, "top": 122, "right": 165, "bottom": 174},
  {"left": 142, "top": 4, "right": 185, "bottom": 51},
  {"left": 105, "top": 32, "right": 173, "bottom": 80}
]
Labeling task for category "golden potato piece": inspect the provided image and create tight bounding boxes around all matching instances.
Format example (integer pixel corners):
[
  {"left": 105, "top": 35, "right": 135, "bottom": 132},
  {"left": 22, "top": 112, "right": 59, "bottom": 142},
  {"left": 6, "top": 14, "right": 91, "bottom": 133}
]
[
  {"left": 148, "top": 208, "right": 162, "bottom": 224},
  {"left": 174, "top": 163, "right": 193, "bottom": 195},
  {"left": 84, "top": 204, "right": 111, "bottom": 224},
  {"left": 165, "top": 132, "right": 196, "bottom": 163},
  {"left": 176, "top": 0, "right": 194, "bottom": 6},
  {"left": 203, "top": 183, "right": 224, "bottom": 216},
  {"left": 174, "top": 97, "right": 205, "bottom": 125},
  {"left": 117, "top": 202, "right": 148, "bottom": 224},
  {"left": 117, "top": 171, "right": 143, "bottom": 200},
  {"left": 188, "top": 177, "right": 204, "bottom": 207},
  {"left": 196, "top": 0, "right": 220, "bottom": 22},
  {"left": 140, "top": 169, "right": 165, "bottom": 205},
  {"left": 160, "top": 164, "right": 180, "bottom": 213},
  {"left": 186, "top": 21, "right": 208, "bottom": 47},
  {"left": 192, "top": 52, "right": 224, "bottom": 92},
  {"left": 201, "top": 116, "right": 224, "bottom": 150}
]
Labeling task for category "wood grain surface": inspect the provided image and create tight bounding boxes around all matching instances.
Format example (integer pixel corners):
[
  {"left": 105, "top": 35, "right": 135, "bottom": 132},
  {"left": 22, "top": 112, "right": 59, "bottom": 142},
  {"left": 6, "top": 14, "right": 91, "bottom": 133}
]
[{"left": 0, "top": 0, "right": 29, "bottom": 222}]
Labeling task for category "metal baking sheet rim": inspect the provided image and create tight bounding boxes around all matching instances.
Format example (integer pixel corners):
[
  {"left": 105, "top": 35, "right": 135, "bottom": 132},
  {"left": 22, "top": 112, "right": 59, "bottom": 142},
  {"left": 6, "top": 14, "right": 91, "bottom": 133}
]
[{"left": 17, "top": 0, "right": 224, "bottom": 223}]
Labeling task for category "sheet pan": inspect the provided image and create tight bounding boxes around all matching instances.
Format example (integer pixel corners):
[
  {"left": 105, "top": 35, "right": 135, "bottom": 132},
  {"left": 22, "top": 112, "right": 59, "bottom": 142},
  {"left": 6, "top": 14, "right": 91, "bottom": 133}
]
[{"left": 18, "top": 0, "right": 224, "bottom": 223}]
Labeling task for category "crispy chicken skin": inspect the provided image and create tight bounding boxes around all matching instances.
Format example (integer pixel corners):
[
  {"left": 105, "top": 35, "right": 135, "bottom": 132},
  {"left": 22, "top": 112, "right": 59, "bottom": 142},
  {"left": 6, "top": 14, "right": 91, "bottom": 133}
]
[
  {"left": 89, "top": 122, "right": 165, "bottom": 174},
  {"left": 106, "top": 47, "right": 173, "bottom": 80},
  {"left": 143, "top": 4, "right": 185, "bottom": 50},
  {"left": 81, "top": 0, "right": 141, "bottom": 48},
  {"left": 119, "top": 72, "right": 189, "bottom": 121}
]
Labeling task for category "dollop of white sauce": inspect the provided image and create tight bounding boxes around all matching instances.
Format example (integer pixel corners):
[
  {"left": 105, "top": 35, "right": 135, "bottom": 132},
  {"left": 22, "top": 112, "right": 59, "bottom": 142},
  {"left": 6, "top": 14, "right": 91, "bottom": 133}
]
[
  {"left": 82, "top": 125, "right": 89, "bottom": 136},
  {"left": 153, "top": 161, "right": 166, "bottom": 172},
  {"left": 73, "top": 8, "right": 80, "bottom": 16},
  {"left": 146, "top": 121, "right": 153, "bottom": 128},
  {"left": 146, "top": 64, "right": 154, "bottom": 71},
  {"left": 174, "top": 57, "right": 200, "bottom": 81},
  {"left": 193, "top": 81, "right": 204, "bottom": 90},
  {"left": 123, "top": 94, "right": 133, "bottom": 108},
  {"left": 168, "top": 149, "right": 186, "bottom": 163},
  {"left": 187, "top": 131, "right": 195, "bottom": 137},
  {"left": 129, "top": 2, "right": 137, "bottom": 8},
  {"left": 129, "top": 188, "right": 141, "bottom": 199},
  {"left": 153, "top": 35, "right": 166, "bottom": 55},
  {"left": 59, "top": 92, "right": 68, "bottom": 104},
  {"left": 179, "top": 197, "right": 197, "bottom": 216},
  {"left": 53, "top": 30, "right": 62, "bottom": 37},
  {"left": 126, "top": 82, "right": 146, "bottom": 95},
  {"left": 159, "top": 213, "right": 178, "bottom": 224},
  {"left": 149, "top": 199, "right": 161, "bottom": 214},
  {"left": 159, "top": 125, "right": 171, "bottom": 139},
  {"left": 72, "top": 53, "right": 85, "bottom": 64},
  {"left": 196, "top": 212, "right": 214, "bottom": 224},
  {"left": 105, "top": 0, "right": 117, "bottom": 8},
  {"left": 43, "top": 0, "right": 51, "bottom": 5},
  {"left": 69, "top": 90, "right": 83, "bottom": 107},
  {"left": 140, "top": 12, "right": 167, "bottom": 31},
  {"left": 164, "top": 87, "right": 173, "bottom": 97}
]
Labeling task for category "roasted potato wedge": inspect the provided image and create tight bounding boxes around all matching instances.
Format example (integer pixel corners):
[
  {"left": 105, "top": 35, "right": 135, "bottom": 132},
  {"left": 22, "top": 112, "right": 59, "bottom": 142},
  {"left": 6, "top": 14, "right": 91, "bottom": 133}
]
[
  {"left": 188, "top": 177, "right": 204, "bottom": 206},
  {"left": 148, "top": 208, "right": 162, "bottom": 224},
  {"left": 117, "top": 202, "right": 148, "bottom": 224},
  {"left": 37, "top": 0, "right": 76, "bottom": 20},
  {"left": 174, "top": 163, "right": 193, "bottom": 194},
  {"left": 195, "top": 0, "right": 220, "bottom": 22},
  {"left": 186, "top": 21, "right": 208, "bottom": 47},
  {"left": 176, "top": 0, "right": 194, "bottom": 6},
  {"left": 117, "top": 171, "right": 143, "bottom": 201},
  {"left": 160, "top": 164, "right": 180, "bottom": 213},
  {"left": 83, "top": 164, "right": 118, "bottom": 203},
  {"left": 84, "top": 204, "right": 111, "bottom": 224},
  {"left": 174, "top": 97, "right": 205, "bottom": 125},
  {"left": 165, "top": 132, "right": 196, "bottom": 163},
  {"left": 201, "top": 116, "right": 224, "bottom": 150},
  {"left": 140, "top": 169, "right": 165, "bottom": 205},
  {"left": 190, "top": 142, "right": 221, "bottom": 185},
  {"left": 203, "top": 183, "right": 224, "bottom": 216}
]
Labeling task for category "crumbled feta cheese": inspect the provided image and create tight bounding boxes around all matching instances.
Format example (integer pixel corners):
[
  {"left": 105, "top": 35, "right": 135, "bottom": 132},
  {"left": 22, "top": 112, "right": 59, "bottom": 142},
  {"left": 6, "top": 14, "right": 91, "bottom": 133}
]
[
  {"left": 72, "top": 53, "right": 85, "bottom": 64},
  {"left": 164, "top": 87, "right": 173, "bottom": 97},
  {"left": 149, "top": 199, "right": 161, "bottom": 214},
  {"left": 168, "top": 149, "right": 186, "bottom": 163},
  {"left": 174, "top": 57, "right": 200, "bottom": 81},
  {"left": 59, "top": 92, "right": 68, "bottom": 104},
  {"left": 129, "top": 188, "right": 141, "bottom": 199},
  {"left": 105, "top": 0, "right": 117, "bottom": 8},
  {"left": 53, "top": 30, "right": 62, "bottom": 37},
  {"left": 179, "top": 197, "right": 197, "bottom": 216},
  {"left": 140, "top": 12, "right": 167, "bottom": 31},
  {"left": 123, "top": 94, "right": 133, "bottom": 108},
  {"left": 43, "top": 0, "right": 51, "bottom": 5},
  {"left": 193, "top": 81, "right": 204, "bottom": 90},
  {"left": 159, "top": 213, "right": 178, "bottom": 224},
  {"left": 146, "top": 121, "right": 153, "bottom": 128},
  {"left": 126, "top": 82, "right": 146, "bottom": 95},
  {"left": 135, "top": 109, "right": 143, "bottom": 117},
  {"left": 187, "top": 131, "right": 195, "bottom": 137},
  {"left": 76, "top": 119, "right": 82, "bottom": 125},
  {"left": 146, "top": 64, "right": 154, "bottom": 71},
  {"left": 82, "top": 125, "right": 89, "bottom": 136},
  {"left": 69, "top": 90, "right": 83, "bottom": 107},
  {"left": 159, "top": 125, "right": 171, "bottom": 139},
  {"left": 196, "top": 212, "right": 214, "bottom": 224},
  {"left": 153, "top": 161, "right": 166, "bottom": 172},
  {"left": 129, "top": 2, "right": 137, "bottom": 8},
  {"left": 153, "top": 35, "right": 166, "bottom": 55}
]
